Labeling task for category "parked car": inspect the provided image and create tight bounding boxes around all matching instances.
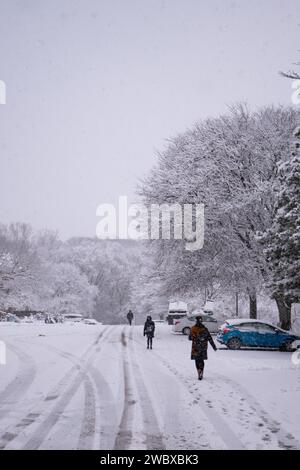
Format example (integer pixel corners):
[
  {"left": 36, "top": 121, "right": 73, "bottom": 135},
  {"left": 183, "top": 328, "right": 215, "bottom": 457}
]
[
  {"left": 6, "top": 314, "right": 21, "bottom": 323},
  {"left": 173, "top": 314, "right": 222, "bottom": 335},
  {"left": 167, "top": 300, "right": 188, "bottom": 325},
  {"left": 217, "top": 319, "right": 300, "bottom": 351},
  {"left": 83, "top": 318, "right": 99, "bottom": 325},
  {"left": 21, "top": 317, "right": 34, "bottom": 323},
  {"left": 63, "top": 314, "right": 83, "bottom": 323}
]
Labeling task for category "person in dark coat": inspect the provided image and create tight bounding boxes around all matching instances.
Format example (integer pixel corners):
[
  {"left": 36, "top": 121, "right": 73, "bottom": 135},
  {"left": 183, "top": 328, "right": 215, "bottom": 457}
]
[
  {"left": 189, "top": 315, "right": 217, "bottom": 380},
  {"left": 143, "top": 315, "right": 155, "bottom": 349},
  {"left": 127, "top": 310, "right": 134, "bottom": 326}
]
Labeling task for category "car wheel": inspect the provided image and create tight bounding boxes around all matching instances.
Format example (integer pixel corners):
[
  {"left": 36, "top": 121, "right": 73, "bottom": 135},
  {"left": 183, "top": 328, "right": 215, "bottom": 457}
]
[
  {"left": 182, "top": 327, "right": 191, "bottom": 335},
  {"left": 280, "top": 339, "right": 295, "bottom": 352},
  {"left": 227, "top": 337, "right": 242, "bottom": 350}
]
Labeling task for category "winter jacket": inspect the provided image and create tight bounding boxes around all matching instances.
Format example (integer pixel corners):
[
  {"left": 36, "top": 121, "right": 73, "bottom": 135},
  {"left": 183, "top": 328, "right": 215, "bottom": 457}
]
[
  {"left": 127, "top": 311, "right": 133, "bottom": 320},
  {"left": 189, "top": 323, "right": 217, "bottom": 360},
  {"left": 143, "top": 320, "right": 155, "bottom": 338}
]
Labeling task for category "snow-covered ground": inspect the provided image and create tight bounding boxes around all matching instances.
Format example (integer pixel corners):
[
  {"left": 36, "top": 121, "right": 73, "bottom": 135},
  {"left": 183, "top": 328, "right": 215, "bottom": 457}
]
[{"left": 0, "top": 322, "right": 299, "bottom": 450}]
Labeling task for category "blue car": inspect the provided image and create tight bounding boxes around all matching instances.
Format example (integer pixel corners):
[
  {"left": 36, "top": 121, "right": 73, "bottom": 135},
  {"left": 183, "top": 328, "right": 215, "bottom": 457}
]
[{"left": 217, "top": 319, "right": 300, "bottom": 351}]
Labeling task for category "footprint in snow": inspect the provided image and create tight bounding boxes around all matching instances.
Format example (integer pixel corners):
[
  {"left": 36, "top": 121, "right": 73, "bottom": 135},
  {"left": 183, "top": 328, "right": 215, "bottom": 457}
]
[{"left": 270, "top": 428, "right": 279, "bottom": 434}]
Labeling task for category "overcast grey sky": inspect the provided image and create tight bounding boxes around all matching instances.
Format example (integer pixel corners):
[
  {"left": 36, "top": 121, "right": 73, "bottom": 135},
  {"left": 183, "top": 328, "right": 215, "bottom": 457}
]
[{"left": 0, "top": 0, "right": 299, "bottom": 238}]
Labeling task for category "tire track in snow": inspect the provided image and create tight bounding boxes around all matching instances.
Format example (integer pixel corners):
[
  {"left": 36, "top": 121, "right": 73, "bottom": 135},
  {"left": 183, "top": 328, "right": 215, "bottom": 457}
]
[
  {"left": 132, "top": 335, "right": 245, "bottom": 450},
  {"left": 113, "top": 328, "right": 136, "bottom": 450},
  {"left": 86, "top": 327, "right": 122, "bottom": 450},
  {"left": 128, "top": 328, "right": 165, "bottom": 450},
  {"left": 114, "top": 327, "right": 165, "bottom": 450},
  {"left": 0, "top": 344, "right": 36, "bottom": 421},
  {"left": 27, "top": 343, "right": 97, "bottom": 450},
  {"left": 22, "top": 329, "right": 119, "bottom": 450},
  {"left": 77, "top": 373, "right": 97, "bottom": 450},
  {"left": 88, "top": 362, "right": 119, "bottom": 450},
  {"left": 0, "top": 327, "right": 110, "bottom": 450},
  {"left": 22, "top": 327, "right": 112, "bottom": 450}
]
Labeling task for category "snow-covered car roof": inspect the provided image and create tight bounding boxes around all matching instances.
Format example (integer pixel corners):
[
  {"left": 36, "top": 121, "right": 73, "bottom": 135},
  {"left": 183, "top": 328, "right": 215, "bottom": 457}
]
[
  {"left": 83, "top": 318, "right": 98, "bottom": 324},
  {"left": 225, "top": 318, "right": 300, "bottom": 336},
  {"left": 63, "top": 313, "right": 83, "bottom": 318},
  {"left": 169, "top": 301, "right": 187, "bottom": 312},
  {"left": 189, "top": 309, "right": 204, "bottom": 316},
  {"left": 225, "top": 318, "right": 269, "bottom": 325}
]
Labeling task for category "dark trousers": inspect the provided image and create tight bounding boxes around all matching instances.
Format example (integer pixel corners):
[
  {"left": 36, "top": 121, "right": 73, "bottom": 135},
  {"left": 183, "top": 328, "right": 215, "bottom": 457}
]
[
  {"left": 195, "top": 358, "right": 205, "bottom": 371},
  {"left": 147, "top": 335, "right": 153, "bottom": 348},
  {"left": 128, "top": 319, "right": 132, "bottom": 325}
]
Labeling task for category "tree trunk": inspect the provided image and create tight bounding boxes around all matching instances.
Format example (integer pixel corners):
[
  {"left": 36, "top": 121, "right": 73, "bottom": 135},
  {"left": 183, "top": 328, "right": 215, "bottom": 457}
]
[
  {"left": 249, "top": 292, "right": 257, "bottom": 319},
  {"left": 274, "top": 294, "right": 292, "bottom": 330},
  {"left": 235, "top": 292, "right": 239, "bottom": 317}
]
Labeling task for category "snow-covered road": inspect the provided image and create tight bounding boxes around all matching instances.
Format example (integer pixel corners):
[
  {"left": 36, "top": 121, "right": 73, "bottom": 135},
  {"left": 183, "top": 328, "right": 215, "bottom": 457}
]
[{"left": 0, "top": 323, "right": 300, "bottom": 450}]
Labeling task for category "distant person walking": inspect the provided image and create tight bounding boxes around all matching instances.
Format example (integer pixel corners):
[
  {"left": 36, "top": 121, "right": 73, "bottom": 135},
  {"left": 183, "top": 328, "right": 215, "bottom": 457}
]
[
  {"left": 189, "top": 315, "right": 217, "bottom": 380},
  {"left": 127, "top": 310, "right": 134, "bottom": 326},
  {"left": 143, "top": 315, "right": 155, "bottom": 349}
]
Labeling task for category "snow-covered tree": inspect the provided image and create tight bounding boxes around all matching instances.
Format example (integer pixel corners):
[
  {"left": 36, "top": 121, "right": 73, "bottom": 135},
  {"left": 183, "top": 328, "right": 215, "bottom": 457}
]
[
  {"left": 0, "top": 224, "right": 143, "bottom": 321},
  {"left": 0, "top": 223, "right": 39, "bottom": 310},
  {"left": 39, "top": 261, "right": 97, "bottom": 316},
  {"left": 258, "top": 128, "right": 300, "bottom": 329},
  {"left": 49, "top": 237, "right": 143, "bottom": 324},
  {"left": 139, "top": 105, "right": 299, "bottom": 323}
]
